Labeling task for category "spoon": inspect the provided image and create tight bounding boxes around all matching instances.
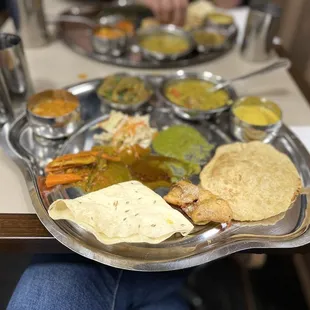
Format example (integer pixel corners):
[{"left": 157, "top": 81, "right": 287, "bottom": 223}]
[{"left": 208, "top": 58, "right": 291, "bottom": 93}]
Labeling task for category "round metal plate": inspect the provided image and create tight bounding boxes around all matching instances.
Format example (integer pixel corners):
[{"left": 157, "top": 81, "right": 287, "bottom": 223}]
[
  {"left": 7, "top": 78, "right": 310, "bottom": 271},
  {"left": 58, "top": 4, "right": 237, "bottom": 69}
]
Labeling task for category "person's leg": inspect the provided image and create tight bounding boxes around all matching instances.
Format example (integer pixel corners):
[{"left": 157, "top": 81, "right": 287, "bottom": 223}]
[
  {"left": 8, "top": 254, "right": 191, "bottom": 310},
  {"left": 7, "top": 254, "right": 123, "bottom": 310},
  {"left": 119, "top": 269, "right": 191, "bottom": 310},
  {"left": 138, "top": 292, "right": 189, "bottom": 310}
]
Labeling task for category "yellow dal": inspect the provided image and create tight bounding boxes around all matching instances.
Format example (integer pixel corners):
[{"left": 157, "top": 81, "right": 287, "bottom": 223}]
[
  {"left": 233, "top": 104, "right": 280, "bottom": 126},
  {"left": 140, "top": 34, "right": 189, "bottom": 54},
  {"left": 207, "top": 13, "right": 233, "bottom": 25}
]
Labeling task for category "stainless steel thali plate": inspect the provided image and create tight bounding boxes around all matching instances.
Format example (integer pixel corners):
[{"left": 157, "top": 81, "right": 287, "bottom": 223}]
[
  {"left": 57, "top": 3, "right": 237, "bottom": 69},
  {"left": 7, "top": 77, "right": 310, "bottom": 271}
]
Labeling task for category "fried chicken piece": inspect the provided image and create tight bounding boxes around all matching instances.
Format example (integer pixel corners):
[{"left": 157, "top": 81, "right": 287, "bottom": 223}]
[
  {"left": 164, "top": 180, "right": 199, "bottom": 206},
  {"left": 188, "top": 190, "right": 232, "bottom": 225},
  {"left": 164, "top": 180, "right": 232, "bottom": 225}
]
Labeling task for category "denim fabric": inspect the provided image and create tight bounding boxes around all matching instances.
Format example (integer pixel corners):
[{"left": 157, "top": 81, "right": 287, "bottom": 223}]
[{"left": 7, "top": 255, "right": 190, "bottom": 310}]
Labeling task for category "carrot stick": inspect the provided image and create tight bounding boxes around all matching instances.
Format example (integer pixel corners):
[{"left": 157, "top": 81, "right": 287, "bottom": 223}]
[
  {"left": 45, "top": 152, "right": 99, "bottom": 173},
  {"left": 45, "top": 174, "right": 82, "bottom": 188},
  {"left": 100, "top": 153, "right": 121, "bottom": 162},
  {"left": 170, "top": 88, "right": 180, "bottom": 98}
]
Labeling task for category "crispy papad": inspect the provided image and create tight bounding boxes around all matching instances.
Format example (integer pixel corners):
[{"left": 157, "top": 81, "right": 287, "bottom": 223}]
[{"left": 49, "top": 181, "right": 193, "bottom": 244}]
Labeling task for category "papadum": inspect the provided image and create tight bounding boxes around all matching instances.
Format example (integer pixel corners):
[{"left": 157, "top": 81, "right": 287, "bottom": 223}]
[{"left": 49, "top": 181, "right": 194, "bottom": 244}]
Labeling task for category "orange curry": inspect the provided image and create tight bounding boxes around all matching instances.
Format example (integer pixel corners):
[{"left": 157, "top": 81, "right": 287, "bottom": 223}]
[
  {"left": 31, "top": 98, "right": 78, "bottom": 118},
  {"left": 94, "top": 27, "right": 125, "bottom": 39}
]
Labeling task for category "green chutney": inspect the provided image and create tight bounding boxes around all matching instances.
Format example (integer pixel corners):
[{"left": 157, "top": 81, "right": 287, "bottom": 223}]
[{"left": 152, "top": 125, "right": 214, "bottom": 166}]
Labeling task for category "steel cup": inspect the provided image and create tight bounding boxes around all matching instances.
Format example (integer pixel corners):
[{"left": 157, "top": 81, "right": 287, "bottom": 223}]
[
  {"left": 27, "top": 89, "right": 81, "bottom": 139},
  {"left": 240, "top": 3, "right": 282, "bottom": 62},
  {"left": 230, "top": 96, "right": 282, "bottom": 143},
  {"left": 0, "top": 71, "right": 14, "bottom": 123},
  {"left": 0, "top": 33, "right": 34, "bottom": 97},
  {"left": 9, "top": 0, "right": 49, "bottom": 48}
]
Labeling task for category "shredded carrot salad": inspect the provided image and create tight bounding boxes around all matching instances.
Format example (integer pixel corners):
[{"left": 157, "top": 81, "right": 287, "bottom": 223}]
[{"left": 94, "top": 111, "right": 157, "bottom": 151}]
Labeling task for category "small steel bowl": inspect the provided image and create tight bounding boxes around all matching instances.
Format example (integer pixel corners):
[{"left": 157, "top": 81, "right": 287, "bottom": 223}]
[
  {"left": 230, "top": 96, "right": 282, "bottom": 143},
  {"left": 27, "top": 89, "right": 81, "bottom": 139},
  {"left": 205, "top": 12, "right": 235, "bottom": 31},
  {"left": 96, "top": 73, "right": 154, "bottom": 112},
  {"left": 113, "top": 19, "right": 135, "bottom": 37},
  {"left": 92, "top": 26, "right": 127, "bottom": 56},
  {"left": 97, "top": 14, "right": 135, "bottom": 37},
  {"left": 157, "top": 71, "right": 237, "bottom": 121},
  {"left": 191, "top": 27, "right": 230, "bottom": 53},
  {"left": 136, "top": 25, "right": 196, "bottom": 61}
]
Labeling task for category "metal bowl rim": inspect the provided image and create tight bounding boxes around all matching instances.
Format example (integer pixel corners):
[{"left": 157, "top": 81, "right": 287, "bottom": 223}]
[
  {"left": 96, "top": 13, "right": 126, "bottom": 26},
  {"left": 136, "top": 25, "right": 196, "bottom": 60},
  {"left": 96, "top": 73, "right": 155, "bottom": 109},
  {"left": 26, "top": 89, "right": 81, "bottom": 120},
  {"left": 230, "top": 96, "right": 283, "bottom": 130},
  {"left": 191, "top": 27, "right": 231, "bottom": 51},
  {"left": 92, "top": 26, "right": 127, "bottom": 42},
  {"left": 157, "top": 71, "right": 237, "bottom": 116},
  {"left": 205, "top": 12, "right": 235, "bottom": 26}
]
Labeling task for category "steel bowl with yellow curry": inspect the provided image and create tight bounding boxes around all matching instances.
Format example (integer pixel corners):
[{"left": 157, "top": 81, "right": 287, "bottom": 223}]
[{"left": 159, "top": 73, "right": 236, "bottom": 120}]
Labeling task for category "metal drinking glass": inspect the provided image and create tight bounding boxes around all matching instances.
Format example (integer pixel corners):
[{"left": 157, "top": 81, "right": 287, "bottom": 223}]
[
  {"left": 0, "top": 33, "right": 34, "bottom": 97},
  {"left": 0, "top": 33, "right": 34, "bottom": 120},
  {"left": 0, "top": 71, "right": 14, "bottom": 123},
  {"left": 240, "top": 3, "right": 282, "bottom": 62},
  {"left": 8, "top": 0, "right": 49, "bottom": 48}
]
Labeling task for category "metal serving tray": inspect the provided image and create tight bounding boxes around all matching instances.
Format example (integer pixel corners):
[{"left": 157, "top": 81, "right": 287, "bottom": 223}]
[
  {"left": 7, "top": 77, "right": 310, "bottom": 271},
  {"left": 57, "top": 3, "right": 237, "bottom": 69}
]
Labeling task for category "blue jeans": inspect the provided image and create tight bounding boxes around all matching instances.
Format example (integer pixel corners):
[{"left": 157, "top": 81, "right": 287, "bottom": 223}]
[{"left": 7, "top": 255, "right": 190, "bottom": 310}]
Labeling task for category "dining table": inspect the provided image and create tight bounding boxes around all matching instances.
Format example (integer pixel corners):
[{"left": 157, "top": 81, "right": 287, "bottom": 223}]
[{"left": 1, "top": 0, "right": 310, "bottom": 255}]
